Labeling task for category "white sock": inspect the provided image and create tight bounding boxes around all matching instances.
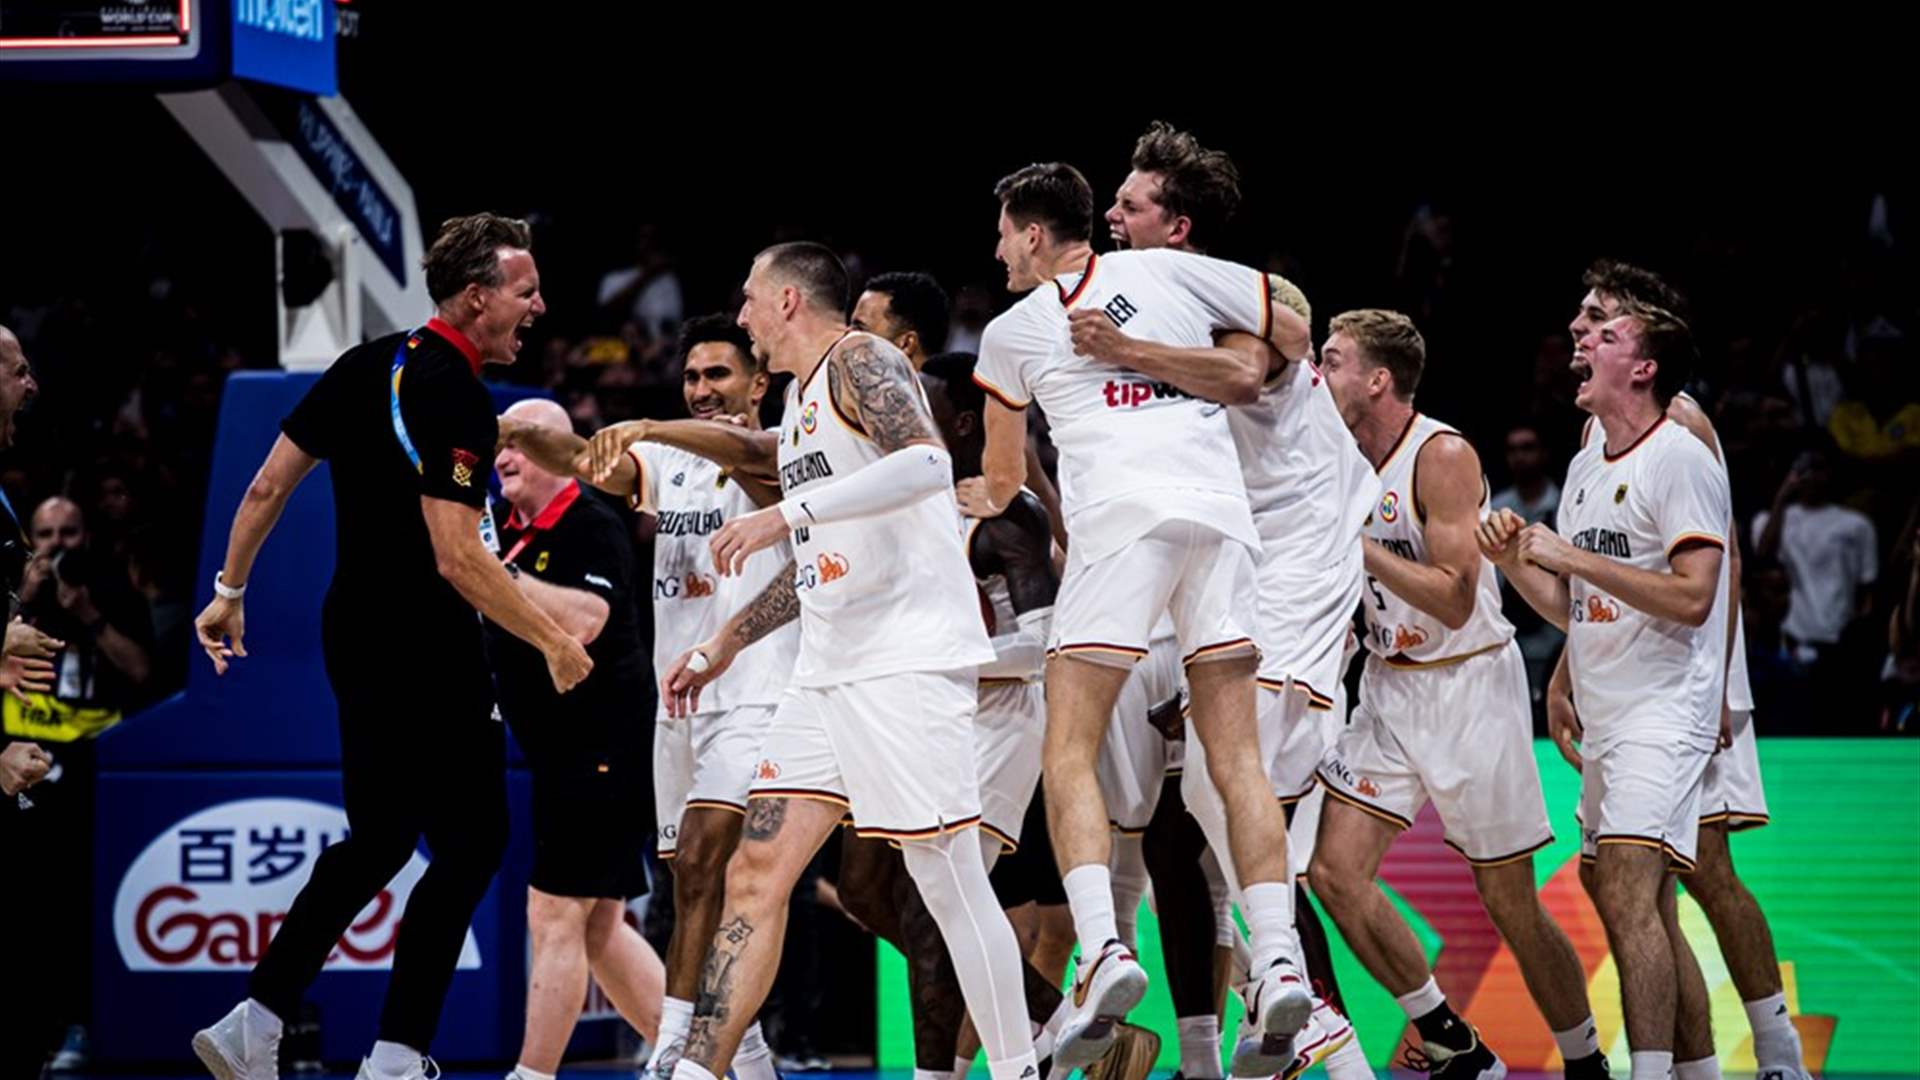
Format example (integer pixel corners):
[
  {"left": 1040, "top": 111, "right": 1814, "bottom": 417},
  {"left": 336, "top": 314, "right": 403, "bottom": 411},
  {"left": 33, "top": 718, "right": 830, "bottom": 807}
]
[
  {"left": 902, "top": 832, "right": 1037, "bottom": 1072},
  {"left": 1061, "top": 863, "right": 1120, "bottom": 954},
  {"left": 1553, "top": 1018, "right": 1601, "bottom": 1062},
  {"left": 917, "top": 1069, "right": 951, "bottom": 1080},
  {"left": 367, "top": 1041, "right": 421, "bottom": 1079},
  {"left": 1395, "top": 977, "right": 1447, "bottom": 1021},
  {"left": 1629, "top": 1050, "right": 1674, "bottom": 1080},
  {"left": 952, "top": 1052, "right": 975, "bottom": 1079},
  {"left": 1230, "top": 925, "right": 1253, "bottom": 983},
  {"left": 671, "top": 1061, "right": 720, "bottom": 1080},
  {"left": 1675, "top": 1056, "right": 1721, "bottom": 1080},
  {"left": 1240, "top": 881, "right": 1296, "bottom": 971},
  {"left": 1322, "top": 1024, "right": 1372, "bottom": 1080},
  {"left": 1176, "top": 1015, "right": 1223, "bottom": 1079},
  {"left": 649, "top": 996, "right": 694, "bottom": 1068},
  {"left": 243, "top": 998, "right": 284, "bottom": 1040},
  {"left": 985, "top": 1049, "right": 1042, "bottom": 1080},
  {"left": 1109, "top": 835, "right": 1149, "bottom": 951},
  {"left": 512, "top": 1068, "right": 556, "bottom": 1080},
  {"left": 1029, "top": 1023, "right": 1054, "bottom": 1066},
  {"left": 1744, "top": 992, "right": 1804, "bottom": 1070},
  {"left": 734, "top": 1021, "right": 777, "bottom": 1080}
]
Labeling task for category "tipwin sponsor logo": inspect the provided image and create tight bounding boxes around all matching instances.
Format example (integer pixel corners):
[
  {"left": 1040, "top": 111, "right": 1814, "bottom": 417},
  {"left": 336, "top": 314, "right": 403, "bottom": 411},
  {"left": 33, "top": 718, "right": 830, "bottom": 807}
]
[
  {"left": 1101, "top": 377, "right": 1195, "bottom": 409},
  {"left": 114, "top": 797, "right": 481, "bottom": 972}
]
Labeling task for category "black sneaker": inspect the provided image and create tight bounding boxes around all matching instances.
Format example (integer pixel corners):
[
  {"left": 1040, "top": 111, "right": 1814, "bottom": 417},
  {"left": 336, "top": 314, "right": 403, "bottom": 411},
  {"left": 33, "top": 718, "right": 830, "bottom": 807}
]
[{"left": 1399, "top": 1027, "right": 1507, "bottom": 1080}]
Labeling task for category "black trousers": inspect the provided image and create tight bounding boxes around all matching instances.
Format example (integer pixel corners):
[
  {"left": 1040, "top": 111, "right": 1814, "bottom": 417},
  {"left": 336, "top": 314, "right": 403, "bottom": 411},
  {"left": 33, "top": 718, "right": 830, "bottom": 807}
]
[
  {"left": 248, "top": 672, "right": 506, "bottom": 1052},
  {"left": 0, "top": 739, "right": 95, "bottom": 1080}
]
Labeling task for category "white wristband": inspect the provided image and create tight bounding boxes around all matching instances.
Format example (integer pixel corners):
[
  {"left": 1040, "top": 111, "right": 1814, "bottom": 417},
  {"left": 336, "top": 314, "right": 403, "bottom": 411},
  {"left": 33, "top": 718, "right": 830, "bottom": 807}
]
[{"left": 214, "top": 571, "right": 246, "bottom": 600}]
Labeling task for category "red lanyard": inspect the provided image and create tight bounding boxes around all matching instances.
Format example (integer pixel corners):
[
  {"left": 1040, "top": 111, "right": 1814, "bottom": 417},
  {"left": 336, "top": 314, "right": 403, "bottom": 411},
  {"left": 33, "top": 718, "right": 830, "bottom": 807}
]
[{"left": 501, "top": 481, "right": 581, "bottom": 565}]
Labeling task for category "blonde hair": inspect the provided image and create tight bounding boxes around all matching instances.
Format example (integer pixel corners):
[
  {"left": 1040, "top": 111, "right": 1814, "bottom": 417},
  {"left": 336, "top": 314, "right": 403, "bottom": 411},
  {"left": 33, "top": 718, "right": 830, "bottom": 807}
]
[
  {"left": 1266, "top": 274, "right": 1311, "bottom": 324},
  {"left": 1328, "top": 309, "right": 1425, "bottom": 401}
]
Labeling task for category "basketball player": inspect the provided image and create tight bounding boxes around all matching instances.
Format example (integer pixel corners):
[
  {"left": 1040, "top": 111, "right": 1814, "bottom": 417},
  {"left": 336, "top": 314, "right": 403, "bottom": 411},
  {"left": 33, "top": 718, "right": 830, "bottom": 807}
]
[
  {"left": 1099, "top": 120, "right": 1368, "bottom": 1080},
  {"left": 1480, "top": 304, "right": 1729, "bottom": 1080},
  {"left": 974, "top": 162, "right": 1314, "bottom": 1076},
  {"left": 658, "top": 243, "right": 1036, "bottom": 1080},
  {"left": 1554, "top": 261, "right": 1810, "bottom": 1080},
  {"left": 506, "top": 314, "right": 794, "bottom": 1080},
  {"left": 1312, "top": 309, "right": 1606, "bottom": 1080},
  {"left": 828, "top": 348, "right": 1102, "bottom": 1080}
]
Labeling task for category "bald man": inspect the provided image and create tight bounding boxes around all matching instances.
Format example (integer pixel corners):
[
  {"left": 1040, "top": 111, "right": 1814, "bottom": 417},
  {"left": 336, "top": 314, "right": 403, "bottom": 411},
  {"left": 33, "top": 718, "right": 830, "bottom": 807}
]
[
  {"left": 0, "top": 323, "right": 55, "bottom": 703},
  {"left": 491, "top": 398, "right": 666, "bottom": 1079},
  {"left": 0, "top": 323, "right": 57, "bottom": 666}
]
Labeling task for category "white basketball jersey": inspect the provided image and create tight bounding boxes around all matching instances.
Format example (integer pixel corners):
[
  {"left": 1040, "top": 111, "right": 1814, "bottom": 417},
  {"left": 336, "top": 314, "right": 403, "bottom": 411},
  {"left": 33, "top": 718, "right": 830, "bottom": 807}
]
[
  {"left": 1558, "top": 418, "right": 1731, "bottom": 750},
  {"left": 1227, "top": 354, "right": 1378, "bottom": 697},
  {"left": 974, "top": 248, "right": 1265, "bottom": 563},
  {"left": 1360, "top": 414, "right": 1512, "bottom": 666},
  {"left": 777, "top": 337, "right": 994, "bottom": 687},
  {"left": 630, "top": 441, "right": 797, "bottom": 714},
  {"left": 1584, "top": 398, "right": 1753, "bottom": 711}
]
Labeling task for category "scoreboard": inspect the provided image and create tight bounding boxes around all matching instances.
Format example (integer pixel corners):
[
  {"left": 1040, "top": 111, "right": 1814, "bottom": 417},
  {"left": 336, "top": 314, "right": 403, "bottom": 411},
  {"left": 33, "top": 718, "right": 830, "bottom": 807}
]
[
  {"left": 0, "top": 1, "right": 201, "bottom": 59},
  {"left": 0, "top": 1, "right": 342, "bottom": 95}
]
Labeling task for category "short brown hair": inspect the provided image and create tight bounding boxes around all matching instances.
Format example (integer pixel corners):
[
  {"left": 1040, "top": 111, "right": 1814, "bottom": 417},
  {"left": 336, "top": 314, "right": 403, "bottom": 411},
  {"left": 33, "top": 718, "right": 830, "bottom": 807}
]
[
  {"left": 1130, "top": 121, "right": 1241, "bottom": 250},
  {"left": 994, "top": 163, "right": 1093, "bottom": 245},
  {"left": 1617, "top": 302, "right": 1696, "bottom": 407},
  {"left": 423, "top": 212, "right": 533, "bottom": 304},
  {"left": 1329, "top": 309, "right": 1426, "bottom": 401},
  {"left": 1582, "top": 258, "right": 1690, "bottom": 322}
]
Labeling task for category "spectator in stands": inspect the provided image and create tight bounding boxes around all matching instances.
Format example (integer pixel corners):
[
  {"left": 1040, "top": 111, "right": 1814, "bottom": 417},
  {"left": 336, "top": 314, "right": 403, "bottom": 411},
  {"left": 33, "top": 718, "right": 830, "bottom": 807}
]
[
  {"left": 1743, "top": 558, "right": 1814, "bottom": 732},
  {"left": 1491, "top": 423, "right": 1563, "bottom": 713},
  {"left": 5, "top": 496, "right": 157, "bottom": 1067},
  {"left": 597, "top": 223, "right": 685, "bottom": 344},
  {"left": 1827, "top": 326, "right": 1919, "bottom": 464},
  {"left": 19, "top": 497, "right": 155, "bottom": 716},
  {"left": 1754, "top": 449, "right": 1879, "bottom": 661}
]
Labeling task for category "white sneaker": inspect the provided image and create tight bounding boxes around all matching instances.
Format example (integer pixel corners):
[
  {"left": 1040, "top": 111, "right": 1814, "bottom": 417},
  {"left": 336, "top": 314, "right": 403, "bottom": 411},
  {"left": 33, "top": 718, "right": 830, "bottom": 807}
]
[
  {"left": 191, "top": 1002, "right": 281, "bottom": 1080},
  {"left": 645, "top": 1037, "right": 685, "bottom": 1080},
  {"left": 1053, "top": 940, "right": 1150, "bottom": 1072},
  {"left": 356, "top": 1055, "right": 440, "bottom": 1080},
  {"left": 1280, "top": 998, "right": 1356, "bottom": 1080},
  {"left": 1229, "top": 956, "right": 1313, "bottom": 1077}
]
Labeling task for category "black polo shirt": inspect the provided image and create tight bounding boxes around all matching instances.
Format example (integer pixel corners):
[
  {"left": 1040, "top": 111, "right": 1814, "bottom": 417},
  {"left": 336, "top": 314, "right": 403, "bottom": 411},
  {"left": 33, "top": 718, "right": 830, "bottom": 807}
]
[
  {"left": 280, "top": 319, "right": 497, "bottom": 712},
  {"left": 484, "top": 482, "right": 650, "bottom": 768}
]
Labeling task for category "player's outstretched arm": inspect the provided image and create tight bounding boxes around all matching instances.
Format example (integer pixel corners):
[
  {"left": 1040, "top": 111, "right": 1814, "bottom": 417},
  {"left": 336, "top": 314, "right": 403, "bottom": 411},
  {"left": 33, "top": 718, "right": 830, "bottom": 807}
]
[{"left": 194, "top": 435, "right": 319, "bottom": 675}]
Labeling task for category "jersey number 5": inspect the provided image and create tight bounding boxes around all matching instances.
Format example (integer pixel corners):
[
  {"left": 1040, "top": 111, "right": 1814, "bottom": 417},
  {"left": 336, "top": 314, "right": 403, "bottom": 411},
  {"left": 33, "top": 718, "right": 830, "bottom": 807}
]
[{"left": 1366, "top": 575, "right": 1387, "bottom": 611}]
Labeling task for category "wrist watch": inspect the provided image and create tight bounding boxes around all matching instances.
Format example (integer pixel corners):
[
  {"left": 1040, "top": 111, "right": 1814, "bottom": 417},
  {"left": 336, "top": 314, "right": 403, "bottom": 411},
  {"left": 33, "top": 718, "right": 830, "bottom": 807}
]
[{"left": 504, "top": 562, "right": 522, "bottom": 580}]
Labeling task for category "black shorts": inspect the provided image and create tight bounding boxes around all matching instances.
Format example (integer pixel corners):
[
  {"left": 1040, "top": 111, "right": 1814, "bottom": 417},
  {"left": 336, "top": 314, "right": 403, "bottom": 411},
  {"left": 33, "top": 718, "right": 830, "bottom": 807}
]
[
  {"left": 528, "top": 749, "right": 651, "bottom": 900},
  {"left": 991, "top": 787, "right": 1065, "bottom": 908}
]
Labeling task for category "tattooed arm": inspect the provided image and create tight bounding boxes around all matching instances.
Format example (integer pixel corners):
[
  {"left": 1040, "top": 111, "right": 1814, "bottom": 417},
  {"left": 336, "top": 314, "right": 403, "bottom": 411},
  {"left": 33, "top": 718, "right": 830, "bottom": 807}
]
[
  {"left": 659, "top": 559, "right": 798, "bottom": 717},
  {"left": 830, "top": 333, "right": 944, "bottom": 452}
]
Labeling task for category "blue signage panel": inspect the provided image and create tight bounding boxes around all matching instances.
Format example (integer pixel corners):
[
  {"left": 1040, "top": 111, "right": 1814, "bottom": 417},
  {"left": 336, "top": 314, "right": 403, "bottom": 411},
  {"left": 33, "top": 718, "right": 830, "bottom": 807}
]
[
  {"left": 91, "top": 770, "right": 536, "bottom": 1063},
  {"left": 284, "top": 97, "right": 406, "bottom": 284},
  {"left": 231, "top": 0, "right": 337, "bottom": 96}
]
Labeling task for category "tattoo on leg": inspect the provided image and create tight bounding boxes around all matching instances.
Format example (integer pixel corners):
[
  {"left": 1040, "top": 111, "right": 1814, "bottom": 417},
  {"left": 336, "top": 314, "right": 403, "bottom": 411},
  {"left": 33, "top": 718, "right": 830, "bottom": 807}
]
[
  {"left": 685, "top": 917, "right": 756, "bottom": 1068},
  {"left": 744, "top": 798, "right": 788, "bottom": 841}
]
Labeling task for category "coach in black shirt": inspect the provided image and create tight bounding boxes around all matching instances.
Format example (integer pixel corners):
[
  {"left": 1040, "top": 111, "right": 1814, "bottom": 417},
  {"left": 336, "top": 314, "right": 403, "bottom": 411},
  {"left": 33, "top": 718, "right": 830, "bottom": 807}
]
[
  {"left": 189, "top": 214, "right": 592, "bottom": 1080},
  {"left": 488, "top": 398, "right": 663, "bottom": 1075}
]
